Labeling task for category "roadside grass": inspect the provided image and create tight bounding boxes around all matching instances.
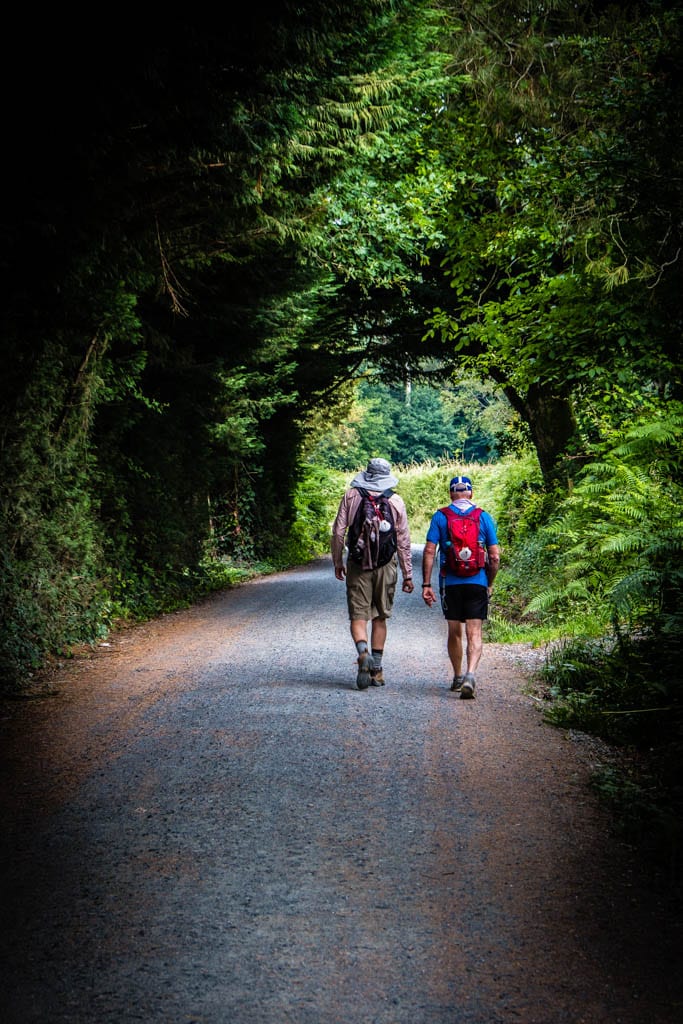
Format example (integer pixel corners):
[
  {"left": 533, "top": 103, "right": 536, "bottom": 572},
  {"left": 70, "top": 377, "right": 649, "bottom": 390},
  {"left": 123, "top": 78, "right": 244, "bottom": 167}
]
[{"left": 483, "top": 609, "right": 606, "bottom": 646}]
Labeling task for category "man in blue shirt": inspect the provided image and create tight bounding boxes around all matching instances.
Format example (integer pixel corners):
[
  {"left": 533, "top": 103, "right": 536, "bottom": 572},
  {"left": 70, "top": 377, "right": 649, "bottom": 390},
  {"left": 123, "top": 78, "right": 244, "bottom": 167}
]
[{"left": 421, "top": 475, "right": 500, "bottom": 699}]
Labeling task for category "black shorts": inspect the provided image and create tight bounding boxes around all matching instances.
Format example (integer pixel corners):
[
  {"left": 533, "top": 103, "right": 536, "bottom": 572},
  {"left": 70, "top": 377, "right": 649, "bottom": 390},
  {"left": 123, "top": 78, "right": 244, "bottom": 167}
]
[{"left": 442, "top": 584, "right": 488, "bottom": 622}]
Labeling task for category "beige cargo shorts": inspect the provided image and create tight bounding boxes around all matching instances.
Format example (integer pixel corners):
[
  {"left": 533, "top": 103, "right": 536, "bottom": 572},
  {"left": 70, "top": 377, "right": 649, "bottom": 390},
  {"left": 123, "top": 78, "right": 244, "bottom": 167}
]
[{"left": 345, "top": 557, "right": 398, "bottom": 620}]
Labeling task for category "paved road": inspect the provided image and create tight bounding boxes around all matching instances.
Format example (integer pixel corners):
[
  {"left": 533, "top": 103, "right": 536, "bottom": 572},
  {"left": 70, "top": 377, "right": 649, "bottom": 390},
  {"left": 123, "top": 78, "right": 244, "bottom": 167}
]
[{"left": 1, "top": 550, "right": 680, "bottom": 1023}]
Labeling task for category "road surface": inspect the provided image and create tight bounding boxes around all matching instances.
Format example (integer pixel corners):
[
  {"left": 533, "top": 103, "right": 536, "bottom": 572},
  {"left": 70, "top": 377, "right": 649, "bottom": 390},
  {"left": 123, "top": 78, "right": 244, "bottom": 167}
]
[{"left": 1, "top": 550, "right": 680, "bottom": 1022}]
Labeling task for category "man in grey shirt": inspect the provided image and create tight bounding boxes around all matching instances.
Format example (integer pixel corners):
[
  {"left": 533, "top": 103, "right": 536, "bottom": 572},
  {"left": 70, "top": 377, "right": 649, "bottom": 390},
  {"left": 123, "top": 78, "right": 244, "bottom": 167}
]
[{"left": 332, "top": 458, "right": 414, "bottom": 690}]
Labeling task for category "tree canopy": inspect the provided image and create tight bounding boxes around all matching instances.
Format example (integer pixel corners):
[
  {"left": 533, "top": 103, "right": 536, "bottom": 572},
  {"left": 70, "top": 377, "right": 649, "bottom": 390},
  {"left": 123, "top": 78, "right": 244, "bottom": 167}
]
[{"left": 312, "top": 1, "right": 682, "bottom": 480}]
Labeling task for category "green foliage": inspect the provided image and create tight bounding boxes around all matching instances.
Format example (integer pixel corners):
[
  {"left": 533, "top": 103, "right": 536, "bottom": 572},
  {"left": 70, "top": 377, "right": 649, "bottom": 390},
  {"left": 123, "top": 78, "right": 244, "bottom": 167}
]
[
  {"left": 415, "top": 1, "right": 682, "bottom": 480},
  {"left": 522, "top": 406, "right": 683, "bottom": 731},
  {"left": 395, "top": 456, "right": 504, "bottom": 539},
  {"left": 524, "top": 407, "right": 683, "bottom": 636},
  {"left": 540, "top": 632, "right": 678, "bottom": 741},
  {"left": 2, "top": 4, "right": 436, "bottom": 690},
  {"left": 475, "top": 451, "right": 546, "bottom": 546},
  {"left": 307, "top": 377, "right": 522, "bottom": 469},
  {"left": 0, "top": 455, "right": 110, "bottom": 688},
  {"left": 0, "top": 328, "right": 118, "bottom": 689},
  {"left": 278, "top": 465, "right": 348, "bottom": 565}
]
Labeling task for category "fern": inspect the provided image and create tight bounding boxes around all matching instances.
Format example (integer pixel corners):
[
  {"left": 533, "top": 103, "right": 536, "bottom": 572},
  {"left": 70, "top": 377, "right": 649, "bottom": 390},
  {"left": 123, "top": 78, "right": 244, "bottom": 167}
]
[{"left": 523, "top": 406, "right": 683, "bottom": 636}]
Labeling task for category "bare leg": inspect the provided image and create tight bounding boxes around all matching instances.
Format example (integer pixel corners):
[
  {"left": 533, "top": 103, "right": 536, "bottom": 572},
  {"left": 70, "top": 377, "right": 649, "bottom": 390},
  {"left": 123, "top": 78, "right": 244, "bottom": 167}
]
[
  {"left": 370, "top": 616, "right": 387, "bottom": 652},
  {"left": 350, "top": 619, "right": 369, "bottom": 646},
  {"left": 446, "top": 619, "right": 464, "bottom": 677},
  {"left": 464, "top": 619, "right": 483, "bottom": 675}
]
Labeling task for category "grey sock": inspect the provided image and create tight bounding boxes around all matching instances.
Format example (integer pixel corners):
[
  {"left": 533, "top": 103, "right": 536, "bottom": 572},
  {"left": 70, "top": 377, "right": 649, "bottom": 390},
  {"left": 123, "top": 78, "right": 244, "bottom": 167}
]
[
  {"left": 371, "top": 649, "right": 383, "bottom": 669},
  {"left": 356, "top": 640, "right": 369, "bottom": 656}
]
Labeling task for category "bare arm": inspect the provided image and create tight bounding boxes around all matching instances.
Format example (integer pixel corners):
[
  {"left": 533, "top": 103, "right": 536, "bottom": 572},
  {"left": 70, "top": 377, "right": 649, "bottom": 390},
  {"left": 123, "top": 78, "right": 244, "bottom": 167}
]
[
  {"left": 421, "top": 541, "right": 438, "bottom": 606},
  {"left": 485, "top": 544, "right": 500, "bottom": 594}
]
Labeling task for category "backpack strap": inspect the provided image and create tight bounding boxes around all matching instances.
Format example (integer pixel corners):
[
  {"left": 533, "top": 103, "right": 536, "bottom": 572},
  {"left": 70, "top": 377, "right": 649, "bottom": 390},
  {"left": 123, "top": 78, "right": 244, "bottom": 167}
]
[
  {"left": 439, "top": 505, "right": 482, "bottom": 523},
  {"left": 440, "top": 503, "right": 479, "bottom": 513},
  {"left": 359, "top": 486, "right": 394, "bottom": 499}
]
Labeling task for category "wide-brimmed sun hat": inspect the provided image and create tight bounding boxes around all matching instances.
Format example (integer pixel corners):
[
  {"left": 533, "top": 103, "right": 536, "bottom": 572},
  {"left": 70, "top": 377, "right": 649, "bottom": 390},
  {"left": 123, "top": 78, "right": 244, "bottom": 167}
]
[{"left": 350, "top": 457, "right": 398, "bottom": 491}]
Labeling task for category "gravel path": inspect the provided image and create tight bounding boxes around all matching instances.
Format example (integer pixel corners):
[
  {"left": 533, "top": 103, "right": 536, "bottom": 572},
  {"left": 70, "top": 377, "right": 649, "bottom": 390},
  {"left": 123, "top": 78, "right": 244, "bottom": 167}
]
[{"left": 1, "top": 549, "right": 681, "bottom": 1023}]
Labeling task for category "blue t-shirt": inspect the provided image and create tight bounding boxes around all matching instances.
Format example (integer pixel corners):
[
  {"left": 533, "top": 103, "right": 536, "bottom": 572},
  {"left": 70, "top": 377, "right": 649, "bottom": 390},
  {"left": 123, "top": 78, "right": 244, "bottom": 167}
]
[{"left": 426, "top": 504, "right": 498, "bottom": 587}]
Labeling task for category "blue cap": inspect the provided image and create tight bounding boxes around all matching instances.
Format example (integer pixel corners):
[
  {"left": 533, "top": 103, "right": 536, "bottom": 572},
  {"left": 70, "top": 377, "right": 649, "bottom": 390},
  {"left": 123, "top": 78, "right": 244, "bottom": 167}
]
[{"left": 449, "top": 476, "right": 472, "bottom": 490}]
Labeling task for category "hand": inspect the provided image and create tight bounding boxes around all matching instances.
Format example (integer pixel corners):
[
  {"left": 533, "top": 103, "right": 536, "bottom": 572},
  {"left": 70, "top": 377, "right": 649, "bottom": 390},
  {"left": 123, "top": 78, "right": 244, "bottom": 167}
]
[
  {"left": 422, "top": 585, "right": 437, "bottom": 607},
  {"left": 402, "top": 578, "right": 414, "bottom": 593},
  {"left": 335, "top": 566, "right": 347, "bottom": 581}
]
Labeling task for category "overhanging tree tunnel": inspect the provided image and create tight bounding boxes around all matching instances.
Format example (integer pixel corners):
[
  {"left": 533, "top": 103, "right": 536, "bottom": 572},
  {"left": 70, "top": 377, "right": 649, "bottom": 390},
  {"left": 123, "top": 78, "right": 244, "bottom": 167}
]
[{"left": 1, "top": 2, "right": 681, "bottom": 686}]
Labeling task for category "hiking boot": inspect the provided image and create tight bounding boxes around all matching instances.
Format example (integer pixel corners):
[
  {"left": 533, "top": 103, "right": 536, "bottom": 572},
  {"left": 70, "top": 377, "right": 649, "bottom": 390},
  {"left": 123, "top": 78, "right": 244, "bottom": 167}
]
[
  {"left": 450, "top": 675, "right": 464, "bottom": 692},
  {"left": 356, "top": 651, "right": 374, "bottom": 690},
  {"left": 460, "top": 674, "right": 476, "bottom": 699},
  {"left": 370, "top": 668, "right": 385, "bottom": 686}
]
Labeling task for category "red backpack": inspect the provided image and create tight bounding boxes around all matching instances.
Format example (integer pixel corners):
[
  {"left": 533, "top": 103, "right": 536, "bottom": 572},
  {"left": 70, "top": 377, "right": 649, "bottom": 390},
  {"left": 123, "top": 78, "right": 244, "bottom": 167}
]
[{"left": 440, "top": 506, "right": 487, "bottom": 577}]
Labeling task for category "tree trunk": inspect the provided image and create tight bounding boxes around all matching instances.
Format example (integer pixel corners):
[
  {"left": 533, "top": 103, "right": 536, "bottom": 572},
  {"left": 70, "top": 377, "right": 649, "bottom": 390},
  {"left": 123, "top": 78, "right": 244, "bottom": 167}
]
[{"left": 495, "top": 376, "right": 580, "bottom": 488}]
